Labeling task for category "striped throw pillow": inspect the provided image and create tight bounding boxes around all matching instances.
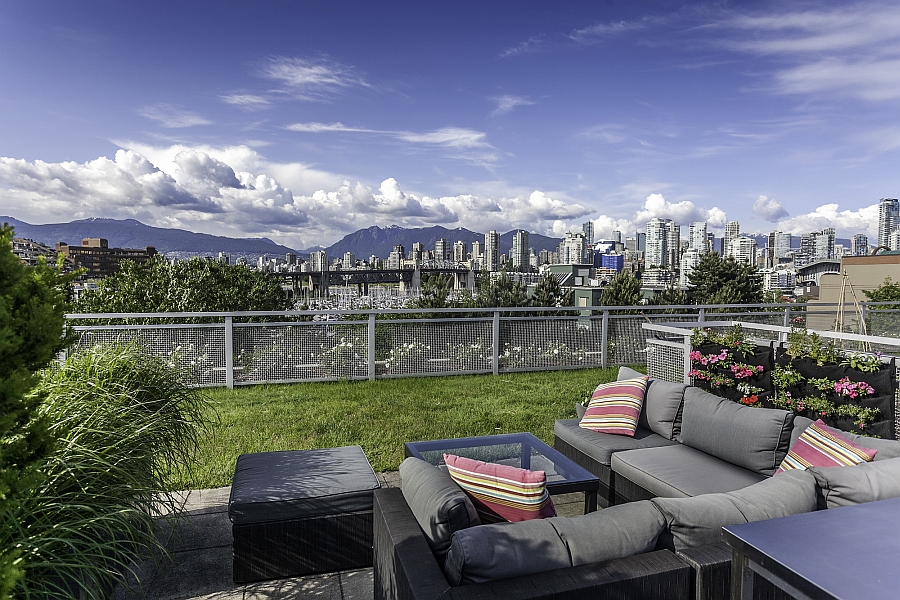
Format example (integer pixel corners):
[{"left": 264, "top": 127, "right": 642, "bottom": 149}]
[
  {"left": 443, "top": 454, "right": 556, "bottom": 523},
  {"left": 578, "top": 376, "right": 649, "bottom": 436},
  {"left": 776, "top": 419, "right": 877, "bottom": 474}
]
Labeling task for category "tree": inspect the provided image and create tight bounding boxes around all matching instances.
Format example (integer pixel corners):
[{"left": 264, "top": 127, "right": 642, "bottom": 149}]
[
  {"left": 688, "top": 253, "right": 763, "bottom": 306},
  {"left": 600, "top": 270, "right": 642, "bottom": 309},
  {"left": 476, "top": 270, "right": 528, "bottom": 308},
  {"left": 863, "top": 277, "right": 900, "bottom": 336},
  {"left": 0, "top": 224, "right": 76, "bottom": 598},
  {"left": 411, "top": 273, "right": 453, "bottom": 311},
  {"left": 648, "top": 283, "right": 687, "bottom": 313},
  {"left": 73, "top": 255, "right": 292, "bottom": 315},
  {"left": 530, "top": 273, "right": 572, "bottom": 312}
]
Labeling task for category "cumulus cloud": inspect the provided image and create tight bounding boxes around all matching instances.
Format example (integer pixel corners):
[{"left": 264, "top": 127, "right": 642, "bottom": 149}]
[
  {"left": 491, "top": 95, "right": 535, "bottom": 116},
  {"left": 753, "top": 195, "right": 789, "bottom": 221},
  {"left": 633, "top": 193, "right": 726, "bottom": 227},
  {"left": 136, "top": 103, "right": 212, "bottom": 128},
  {"left": 0, "top": 145, "right": 592, "bottom": 248},
  {"left": 777, "top": 203, "right": 879, "bottom": 239}
]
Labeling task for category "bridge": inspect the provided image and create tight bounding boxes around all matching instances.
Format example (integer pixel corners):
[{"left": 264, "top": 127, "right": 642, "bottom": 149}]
[{"left": 272, "top": 264, "right": 479, "bottom": 296}]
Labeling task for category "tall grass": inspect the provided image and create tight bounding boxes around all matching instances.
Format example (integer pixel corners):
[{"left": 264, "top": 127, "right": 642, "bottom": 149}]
[{"left": 10, "top": 344, "right": 208, "bottom": 600}]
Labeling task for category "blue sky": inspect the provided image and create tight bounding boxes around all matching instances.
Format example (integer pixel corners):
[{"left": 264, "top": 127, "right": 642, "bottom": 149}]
[{"left": 1, "top": 0, "right": 899, "bottom": 249}]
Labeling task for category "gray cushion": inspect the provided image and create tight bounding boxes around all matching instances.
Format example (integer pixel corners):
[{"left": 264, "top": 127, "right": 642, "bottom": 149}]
[
  {"left": 611, "top": 444, "right": 766, "bottom": 499},
  {"left": 443, "top": 518, "right": 571, "bottom": 585},
  {"left": 399, "top": 457, "right": 480, "bottom": 561},
  {"left": 228, "top": 446, "right": 380, "bottom": 525},
  {"left": 809, "top": 458, "right": 900, "bottom": 509},
  {"left": 554, "top": 418, "right": 677, "bottom": 485},
  {"left": 549, "top": 500, "right": 666, "bottom": 566},
  {"left": 678, "top": 387, "right": 794, "bottom": 476},
  {"left": 790, "top": 416, "right": 900, "bottom": 461},
  {"left": 619, "top": 366, "right": 687, "bottom": 440},
  {"left": 651, "top": 469, "right": 817, "bottom": 551}
]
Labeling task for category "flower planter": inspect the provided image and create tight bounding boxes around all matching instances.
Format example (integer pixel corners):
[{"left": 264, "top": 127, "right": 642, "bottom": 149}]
[{"left": 690, "top": 342, "right": 774, "bottom": 404}]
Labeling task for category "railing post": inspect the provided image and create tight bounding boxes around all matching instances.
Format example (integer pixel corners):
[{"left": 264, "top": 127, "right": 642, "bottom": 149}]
[
  {"left": 492, "top": 311, "right": 500, "bottom": 376},
  {"left": 368, "top": 313, "right": 376, "bottom": 381},
  {"left": 601, "top": 310, "right": 610, "bottom": 369},
  {"left": 683, "top": 334, "right": 692, "bottom": 385},
  {"left": 225, "top": 316, "right": 234, "bottom": 390},
  {"left": 698, "top": 307, "right": 706, "bottom": 325},
  {"left": 783, "top": 306, "right": 791, "bottom": 328}
]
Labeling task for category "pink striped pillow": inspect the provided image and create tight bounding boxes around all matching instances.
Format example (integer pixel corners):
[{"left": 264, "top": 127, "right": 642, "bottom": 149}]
[
  {"left": 776, "top": 419, "right": 877, "bottom": 474},
  {"left": 578, "top": 376, "right": 649, "bottom": 436},
  {"left": 443, "top": 454, "right": 556, "bottom": 523}
]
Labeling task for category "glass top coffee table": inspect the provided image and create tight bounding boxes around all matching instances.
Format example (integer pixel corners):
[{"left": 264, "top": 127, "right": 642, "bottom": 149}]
[{"left": 404, "top": 432, "right": 600, "bottom": 513}]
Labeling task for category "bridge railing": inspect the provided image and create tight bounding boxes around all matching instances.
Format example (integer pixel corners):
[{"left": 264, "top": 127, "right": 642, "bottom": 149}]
[{"left": 64, "top": 301, "right": 900, "bottom": 389}]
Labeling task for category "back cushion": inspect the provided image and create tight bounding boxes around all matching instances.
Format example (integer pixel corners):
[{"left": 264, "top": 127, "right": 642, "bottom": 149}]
[
  {"left": 399, "top": 457, "right": 480, "bottom": 562},
  {"left": 619, "top": 366, "right": 687, "bottom": 440},
  {"left": 651, "top": 469, "right": 817, "bottom": 551},
  {"left": 790, "top": 416, "right": 900, "bottom": 461},
  {"left": 809, "top": 457, "right": 900, "bottom": 509},
  {"left": 679, "top": 387, "right": 794, "bottom": 476}
]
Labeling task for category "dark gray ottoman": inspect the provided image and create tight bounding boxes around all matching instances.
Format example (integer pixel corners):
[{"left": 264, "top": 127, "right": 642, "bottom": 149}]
[{"left": 228, "top": 445, "right": 381, "bottom": 583}]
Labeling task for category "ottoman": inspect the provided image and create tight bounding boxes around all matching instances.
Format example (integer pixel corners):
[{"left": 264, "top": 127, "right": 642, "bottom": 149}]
[{"left": 228, "top": 445, "right": 381, "bottom": 583}]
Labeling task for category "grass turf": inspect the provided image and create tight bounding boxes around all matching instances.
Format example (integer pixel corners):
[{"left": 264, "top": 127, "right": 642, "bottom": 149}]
[{"left": 172, "top": 367, "right": 632, "bottom": 490}]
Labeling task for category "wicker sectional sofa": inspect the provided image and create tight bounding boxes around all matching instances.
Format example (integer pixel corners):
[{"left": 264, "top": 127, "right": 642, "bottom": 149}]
[{"left": 374, "top": 367, "right": 900, "bottom": 600}]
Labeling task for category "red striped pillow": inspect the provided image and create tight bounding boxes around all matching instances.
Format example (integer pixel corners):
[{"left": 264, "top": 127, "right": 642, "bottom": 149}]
[
  {"left": 776, "top": 419, "right": 877, "bottom": 474},
  {"left": 578, "top": 376, "right": 649, "bottom": 436},
  {"left": 443, "top": 454, "right": 556, "bottom": 523}
]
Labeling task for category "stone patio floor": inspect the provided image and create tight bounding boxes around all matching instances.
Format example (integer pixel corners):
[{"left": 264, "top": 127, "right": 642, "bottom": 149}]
[{"left": 114, "top": 472, "right": 588, "bottom": 600}]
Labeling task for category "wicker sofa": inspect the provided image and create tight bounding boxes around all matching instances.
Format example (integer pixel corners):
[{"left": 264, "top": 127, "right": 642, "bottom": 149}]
[{"left": 373, "top": 368, "right": 900, "bottom": 600}]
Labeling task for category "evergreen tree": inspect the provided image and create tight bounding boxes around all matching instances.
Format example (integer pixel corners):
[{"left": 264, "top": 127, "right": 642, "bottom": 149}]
[
  {"left": 688, "top": 253, "right": 763, "bottom": 307},
  {"left": 0, "top": 224, "right": 76, "bottom": 598},
  {"left": 648, "top": 283, "right": 688, "bottom": 313},
  {"left": 411, "top": 273, "right": 453, "bottom": 310},
  {"left": 863, "top": 277, "right": 900, "bottom": 335},
  {"left": 476, "top": 270, "right": 528, "bottom": 308},
  {"left": 529, "top": 273, "right": 572, "bottom": 313},
  {"left": 600, "top": 270, "right": 642, "bottom": 309}
]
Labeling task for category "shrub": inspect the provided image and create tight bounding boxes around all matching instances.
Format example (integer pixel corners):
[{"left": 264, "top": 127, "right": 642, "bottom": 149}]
[{"left": 11, "top": 344, "right": 209, "bottom": 599}]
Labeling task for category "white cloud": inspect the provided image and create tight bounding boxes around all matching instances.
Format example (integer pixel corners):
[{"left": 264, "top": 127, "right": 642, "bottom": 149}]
[
  {"left": 569, "top": 19, "right": 648, "bottom": 44},
  {"left": 500, "top": 36, "right": 545, "bottom": 58},
  {"left": 395, "top": 127, "right": 490, "bottom": 149},
  {"left": 633, "top": 193, "right": 726, "bottom": 227},
  {"left": 752, "top": 195, "right": 789, "bottom": 221},
  {"left": 259, "top": 56, "right": 370, "bottom": 101},
  {"left": 578, "top": 124, "right": 628, "bottom": 143},
  {"left": 490, "top": 95, "right": 535, "bottom": 116},
  {"left": 285, "top": 122, "right": 375, "bottom": 133},
  {"left": 136, "top": 104, "right": 212, "bottom": 128},
  {"left": 0, "top": 145, "right": 592, "bottom": 248},
  {"left": 777, "top": 203, "right": 879, "bottom": 239},
  {"left": 221, "top": 94, "right": 271, "bottom": 109}
]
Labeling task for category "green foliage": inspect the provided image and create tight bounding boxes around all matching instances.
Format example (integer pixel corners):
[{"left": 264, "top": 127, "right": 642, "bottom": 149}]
[
  {"left": 0, "top": 224, "right": 77, "bottom": 598},
  {"left": 73, "top": 255, "right": 292, "bottom": 318},
  {"left": 12, "top": 344, "right": 208, "bottom": 599},
  {"left": 476, "top": 270, "right": 528, "bottom": 308},
  {"left": 863, "top": 277, "right": 900, "bottom": 336},
  {"left": 690, "top": 325, "right": 756, "bottom": 355},
  {"left": 411, "top": 273, "right": 453, "bottom": 311},
  {"left": 688, "top": 253, "right": 763, "bottom": 306},
  {"left": 648, "top": 284, "right": 687, "bottom": 312},
  {"left": 840, "top": 353, "right": 883, "bottom": 373},
  {"left": 600, "top": 270, "right": 642, "bottom": 310},
  {"left": 863, "top": 277, "right": 900, "bottom": 305},
  {"left": 529, "top": 274, "right": 573, "bottom": 314},
  {"left": 786, "top": 326, "right": 841, "bottom": 365}
]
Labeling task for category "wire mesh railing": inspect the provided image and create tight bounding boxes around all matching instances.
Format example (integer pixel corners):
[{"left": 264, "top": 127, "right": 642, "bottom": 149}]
[{"left": 64, "top": 302, "right": 900, "bottom": 389}]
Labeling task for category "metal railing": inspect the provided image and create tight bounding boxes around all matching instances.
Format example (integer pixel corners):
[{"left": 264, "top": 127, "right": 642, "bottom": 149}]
[{"left": 64, "top": 301, "right": 900, "bottom": 389}]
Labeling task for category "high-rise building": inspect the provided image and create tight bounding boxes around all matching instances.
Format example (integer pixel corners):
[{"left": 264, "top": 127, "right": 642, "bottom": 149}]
[
  {"left": 612, "top": 230, "right": 622, "bottom": 243},
  {"left": 343, "top": 251, "right": 355, "bottom": 268},
  {"left": 816, "top": 228, "right": 836, "bottom": 260},
  {"left": 879, "top": 198, "right": 900, "bottom": 249},
  {"left": 471, "top": 240, "right": 482, "bottom": 260},
  {"left": 852, "top": 234, "right": 869, "bottom": 256},
  {"left": 485, "top": 230, "right": 500, "bottom": 271},
  {"left": 434, "top": 238, "right": 450, "bottom": 262},
  {"left": 560, "top": 232, "right": 587, "bottom": 264},
  {"left": 729, "top": 236, "right": 757, "bottom": 266},
  {"left": 285, "top": 253, "right": 296, "bottom": 265},
  {"left": 511, "top": 230, "right": 530, "bottom": 270},
  {"left": 689, "top": 222, "right": 708, "bottom": 253},
  {"left": 666, "top": 221, "right": 681, "bottom": 268},
  {"left": 772, "top": 232, "right": 792, "bottom": 260},
  {"left": 636, "top": 232, "right": 646, "bottom": 252},
  {"left": 387, "top": 245, "right": 405, "bottom": 269},
  {"left": 706, "top": 232, "right": 716, "bottom": 254},
  {"left": 723, "top": 221, "right": 740, "bottom": 258},
  {"left": 645, "top": 218, "right": 670, "bottom": 268},
  {"left": 582, "top": 221, "right": 595, "bottom": 247},
  {"left": 310, "top": 250, "right": 328, "bottom": 272},
  {"left": 453, "top": 240, "right": 466, "bottom": 262},
  {"left": 680, "top": 247, "right": 702, "bottom": 287}
]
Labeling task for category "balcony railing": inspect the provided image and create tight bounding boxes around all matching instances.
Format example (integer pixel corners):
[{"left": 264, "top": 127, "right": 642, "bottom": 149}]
[{"left": 64, "top": 301, "right": 900, "bottom": 389}]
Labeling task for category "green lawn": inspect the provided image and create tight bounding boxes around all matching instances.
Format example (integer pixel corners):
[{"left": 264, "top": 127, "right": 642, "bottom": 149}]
[{"left": 172, "top": 367, "right": 635, "bottom": 490}]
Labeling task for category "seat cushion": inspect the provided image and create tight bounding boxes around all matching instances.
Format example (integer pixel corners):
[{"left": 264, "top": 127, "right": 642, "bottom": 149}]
[
  {"left": 790, "top": 416, "right": 900, "bottom": 461},
  {"left": 554, "top": 418, "right": 677, "bottom": 484},
  {"left": 808, "top": 457, "right": 900, "bottom": 509},
  {"left": 228, "top": 446, "right": 380, "bottom": 525},
  {"left": 611, "top": 445, "right": 767, "bottom": 499},
  {"left": 619, "top": 366, "right": 687, "bottom": 440},
  {"left": 399, "top": 457, "right": 480, "bottom": 561},
  {"left": 651, "top": 469, "right": 817, "bottom": 551},
  {"left": 678, "top": 387, "right": 794, "bottom": 476}
]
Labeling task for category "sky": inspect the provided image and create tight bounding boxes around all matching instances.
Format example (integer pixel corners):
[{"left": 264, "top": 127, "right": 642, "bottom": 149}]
[{"left": 1, "top": 0, "right": 899, "bottom": 250}]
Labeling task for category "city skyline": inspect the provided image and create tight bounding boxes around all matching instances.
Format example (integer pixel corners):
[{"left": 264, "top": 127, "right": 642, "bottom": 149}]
[{"left": 2, "top": 1, "right": 899, "bottom": 249}]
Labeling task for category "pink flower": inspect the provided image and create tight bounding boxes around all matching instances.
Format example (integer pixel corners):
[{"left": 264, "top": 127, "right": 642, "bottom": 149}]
[{"left": 756, "top": 365, "right": 764, "bottom": 372}]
